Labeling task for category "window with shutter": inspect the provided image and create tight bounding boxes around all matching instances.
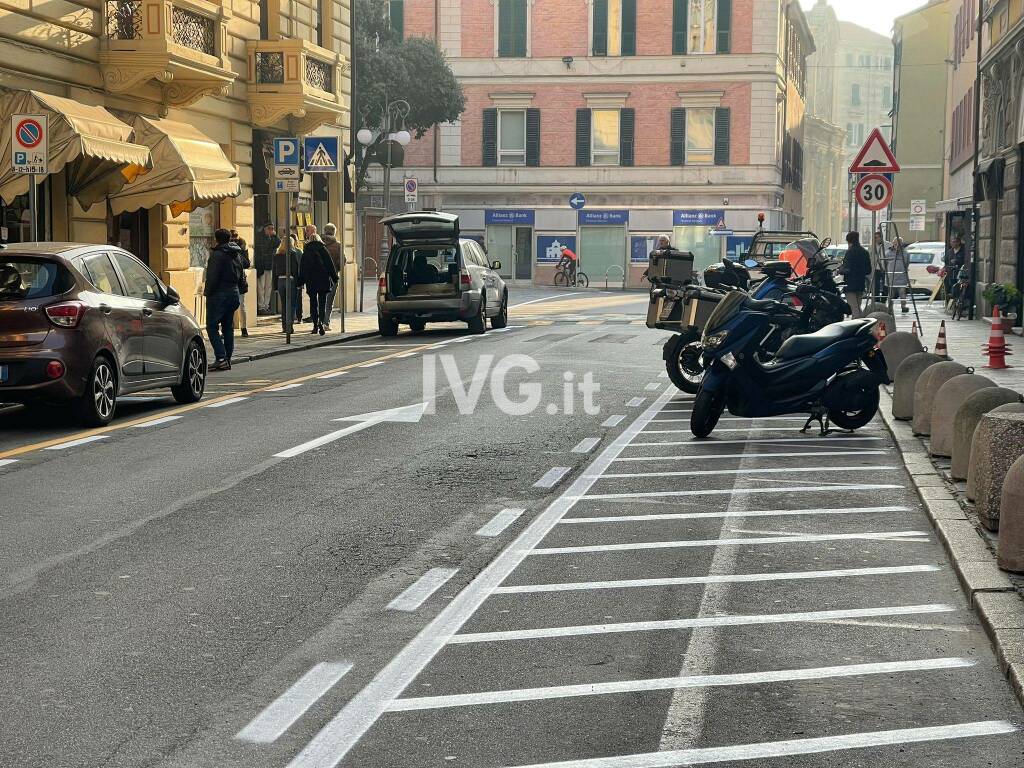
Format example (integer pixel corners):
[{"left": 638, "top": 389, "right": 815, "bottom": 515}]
[
  {"left": 716, "top": 0, "right": 730, "bottom": 52},
  {"left": 687, "top": 0, "right": 716, "bottom": 52},
  {"left": 670, "top": 108, "right": 686, "bottom": 165},
  {"left": 498, "top": 0, "right": 527, "bottom": 57},
  {"left": 592, "top": 0, "right": 608, "bottom": 55},
  {"left": 482, "top": 108, "right": 498, "bottom": 167},
  {"left": 576, "top": 109, "right": 592, "bottom": 167},
  {"left": 526, "top": 108, "right": 540, "bottom": 166},
  {"left": 672, "top": 0, "right": 687, "bottom": 54},
  {"left": 714, "top": 107, "right": 730, "bottom": 165},
  {"left": 591, "top": 109, "right": 620, "bottom": 165},
  {"left": 685, "top": 108, "right": 714, "bottom": 165},
  {"left": 497, "top": 110, "right": 526, "bottom": 165},
  {"left": 619, "top": 108, "right": 635, "bottom": 166},
  {"left": 621, "top": 0, "right": 636, "bottom": 55},
  {"left": 389, "top": 0, "right": 404, "bottom": 39}
]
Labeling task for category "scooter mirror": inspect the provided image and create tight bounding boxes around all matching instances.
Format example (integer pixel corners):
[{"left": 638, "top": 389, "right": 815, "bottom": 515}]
[{"left": 743, "top": 258, "right": 759, "bottom": 269}]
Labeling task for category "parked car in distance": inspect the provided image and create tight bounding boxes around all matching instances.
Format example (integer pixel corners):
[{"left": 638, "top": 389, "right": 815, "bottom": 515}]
[
  {"left": 904, "top": 241, "right": 946, "bottom": 295},
  {"left": 377, "top": 212, "right": 509, "bottom": 335},
  {"left": 0, "top": 243, "right": 206, "bottom": 426}
]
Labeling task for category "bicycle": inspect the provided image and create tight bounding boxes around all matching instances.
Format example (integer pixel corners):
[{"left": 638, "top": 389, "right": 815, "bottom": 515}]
[
  {"left": 553, "top": 263, "right": 589, "bottom": 288},
  {"left": 948, "top": 265, "right": 971, "bottom": 321}
]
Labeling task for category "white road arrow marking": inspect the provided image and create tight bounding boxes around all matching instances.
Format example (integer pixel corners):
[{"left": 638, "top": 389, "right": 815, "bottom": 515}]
[{"left": 274, "top": 403, "right": 428, "bottom": 458}]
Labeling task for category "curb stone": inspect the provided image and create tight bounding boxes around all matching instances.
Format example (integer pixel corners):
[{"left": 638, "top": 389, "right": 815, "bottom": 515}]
[
  {"left": 205, "top": 329, "right": 379, "bottom": 365},
  {"left": 877, "top": 388, "right": 1024, "bottom": 710}
]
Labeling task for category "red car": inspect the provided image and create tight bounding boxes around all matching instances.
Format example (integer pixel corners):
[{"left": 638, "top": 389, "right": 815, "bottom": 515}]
[{"left": 0, "top": 243, "right": 207, "bottom": 426}]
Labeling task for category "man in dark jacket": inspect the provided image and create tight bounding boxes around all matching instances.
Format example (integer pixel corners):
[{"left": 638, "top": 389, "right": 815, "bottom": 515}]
[
  {"left": 944, "top": 234, "right": 967, "bottom": 298},
  {"left": 299, "top": 225, "right": 339, "bottom": 335},
  {"left": 204, "top": 228, "right": 245, "bottom": 369},
  {"left": 839, "top": 231, "right": 872, "bottom": 318},
  {"left": 321, "top": 222, "right": 344, "bottom": 329},
  {"left": 254, "top": 223, "right": 279, "bottom": 314},
  {"left": 272, "top": 235, "right": 302, "bottom": 324}
]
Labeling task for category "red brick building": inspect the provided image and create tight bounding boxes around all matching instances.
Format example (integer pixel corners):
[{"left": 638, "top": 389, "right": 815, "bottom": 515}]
[{"left": 374, "top": 0, "right": 814, "bottom": 285}]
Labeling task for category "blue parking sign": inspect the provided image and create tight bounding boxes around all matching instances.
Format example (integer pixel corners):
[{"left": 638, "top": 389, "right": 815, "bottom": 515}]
[{"left": 273, "top": 138, "right": 300, "bottom": 179}]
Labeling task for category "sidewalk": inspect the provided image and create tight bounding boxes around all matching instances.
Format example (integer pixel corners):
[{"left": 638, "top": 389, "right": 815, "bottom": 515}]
[
  {"left": 201, "top": 311, "right": 379, "bottom": 364},
  {"left": 878, "top": 297, "right": 1024, "bottom": 706}
]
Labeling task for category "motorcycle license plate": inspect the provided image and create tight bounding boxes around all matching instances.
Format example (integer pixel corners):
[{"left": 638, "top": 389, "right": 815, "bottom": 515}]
[{"left": 0, "top": 365, "right": 7, "bottom": 383}]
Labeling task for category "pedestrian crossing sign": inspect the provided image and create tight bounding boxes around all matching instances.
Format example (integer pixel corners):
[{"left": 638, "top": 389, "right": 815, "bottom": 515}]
[{"left": 303, "top": 136, "right": 339, "bottom": 173}]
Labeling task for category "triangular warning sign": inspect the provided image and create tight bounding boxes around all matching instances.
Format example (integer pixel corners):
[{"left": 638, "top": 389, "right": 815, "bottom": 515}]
[
  {"left": 849, "top": 128, "right": 900, "bottom": 173},
  {"left": 307, "top": 143, "right": 336, "bottom": 169}
]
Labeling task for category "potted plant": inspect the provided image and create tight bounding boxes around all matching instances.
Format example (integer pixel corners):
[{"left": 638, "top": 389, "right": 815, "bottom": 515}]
[{"left": 982, "top": 282, "right": 1022, "bottom": 331}]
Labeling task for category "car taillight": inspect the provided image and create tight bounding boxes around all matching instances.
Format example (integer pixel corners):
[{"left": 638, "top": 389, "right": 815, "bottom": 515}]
[
  {"left": 45, "top": 360, "right": 65, "bottom": 379},
  {"left": 44, "top": 301, "right": 86, "bottom": 328},
  {"left": 460, "top": 271, "right": 472, "bottom": 287},
  {"left": 926, "top": 265, "right": 940, "bottom": 274},
  {"left": 378, "top": 275, "right": 387, "bottom": 290}
]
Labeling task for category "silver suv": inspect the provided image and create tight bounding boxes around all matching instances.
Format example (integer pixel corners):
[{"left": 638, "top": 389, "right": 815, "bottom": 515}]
[{"left": 377, "top": 212, "right": 509, "bottom": 335}]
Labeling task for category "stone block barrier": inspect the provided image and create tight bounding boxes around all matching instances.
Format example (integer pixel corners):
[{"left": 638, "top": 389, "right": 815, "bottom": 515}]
[
  {"left": 879, "top": 332, "right": 923, "bottom": 382},
  {"left": 997, "top": 455, "right": 1024, "bottom": 573},
  {"left": 929, "top": 374, "right": 996, "bottom": 457},
  {"left": 970, "top": 411, "right": 1024, "bottom": 530},
  {"left": 912, "top": 361, "right": 968, "bottom": 436},
  {"left": 967, "top": 403, "right": 1024, "bottom": 501},
  {"left": 892, "top": 352, "right": 944, "bottom": 420},
  {"left": 952, "top": 389, "right": 1024, "bottom": 480}
]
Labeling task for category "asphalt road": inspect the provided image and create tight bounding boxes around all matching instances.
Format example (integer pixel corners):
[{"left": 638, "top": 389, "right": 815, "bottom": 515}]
[{"left": 1, "top": 288, "right": 1022, "bottom": 768}]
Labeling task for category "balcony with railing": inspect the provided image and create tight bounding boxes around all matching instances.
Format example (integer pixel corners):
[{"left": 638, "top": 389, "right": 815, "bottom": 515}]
[
  {"left": 246, "top": 39, "right": 346, "bottom": 134},
  {"left": 100, "top": 0, "right": 235, "bottom": 107}
]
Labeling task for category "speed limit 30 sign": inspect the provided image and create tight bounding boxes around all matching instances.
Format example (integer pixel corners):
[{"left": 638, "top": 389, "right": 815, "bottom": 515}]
[{"left": 854, "top": 173, "right": 893, "bottom": 211}]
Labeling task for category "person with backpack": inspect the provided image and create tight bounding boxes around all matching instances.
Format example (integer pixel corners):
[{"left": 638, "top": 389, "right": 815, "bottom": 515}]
[
  {"left": 204, "top": 228, "right": 246, "bottom": 370},
  {"left": 299, "top": 225, "right": 338, "bottom": 336}
]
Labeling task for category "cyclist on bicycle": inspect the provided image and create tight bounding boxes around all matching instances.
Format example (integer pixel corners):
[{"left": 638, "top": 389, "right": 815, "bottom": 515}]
[{"left": 557, "top": 245, "right": 578, "bottom": 283}]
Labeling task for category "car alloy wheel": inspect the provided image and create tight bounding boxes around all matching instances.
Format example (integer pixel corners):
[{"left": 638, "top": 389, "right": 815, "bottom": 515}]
[
  {"left": 187, "top": 345, "right": 205, "bottom": 397},
  {"left": 93, "top": 361, "right": 115, "bottom": 421}
]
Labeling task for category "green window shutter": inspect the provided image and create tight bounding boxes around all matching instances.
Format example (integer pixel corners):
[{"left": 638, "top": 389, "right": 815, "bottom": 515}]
[
  {"left": 499, "top": 0, "right": 527, "bottom": 57},
  {"left": 389, "top": 0, "right": 404, "bottom": 40},
  {"left": 498, "top": 0, "right": 512, "bottom": 56},
  {"left": 716, "top": 0, "right": 731, "bottom": 53},
  {"left": 576, "top": 109, "right": 591, "bottom": 167},
  {"left": 526, "top": 108, "right": 541, "bottom": 166},
  {"left": 714, "top": 107, "right": 730, "bottom": 165},
  {"left": 670, "top": 108, "right": 686, "bottom": 165},
  {"left": 483, "top": 108, "right": 498, "bottom": 167},
  {"left": 619, "top": 108, "right": 635, "bottom": 167},
  {"left": 592, "top": 0, "right": 608, "bottom": 55},
  {"left": 672, "top": 0, "right": 687, "bottom": 54},
  {"left": 621, "top": 0, "right": 637, "bottom": 56},
  {"left": 512, "top": 0, "right": 527, "bottom": 56}
]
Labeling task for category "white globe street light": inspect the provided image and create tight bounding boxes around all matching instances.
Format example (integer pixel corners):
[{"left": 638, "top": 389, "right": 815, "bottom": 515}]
[
  {"left": 356, "top": 128, "right": 374, "bottom": 145},
  {"left": 393, "top": 129, "right": 411, "bottom": 146}
]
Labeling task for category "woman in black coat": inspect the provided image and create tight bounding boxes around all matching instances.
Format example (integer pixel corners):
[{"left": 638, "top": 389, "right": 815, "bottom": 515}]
[{"left": 298, "top": 235, "right": 339, "bottom": 335}]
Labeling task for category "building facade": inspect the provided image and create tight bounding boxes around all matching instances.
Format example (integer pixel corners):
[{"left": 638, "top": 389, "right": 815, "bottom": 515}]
[
  {"left": 892, "top": 0, "right": 950, "bottom": 243},
  {"left": 376, "top": 0, "right": 814, "bottom": 286},
  {"left": 0, "top": 0, "right": 355, "bottom": 316}
]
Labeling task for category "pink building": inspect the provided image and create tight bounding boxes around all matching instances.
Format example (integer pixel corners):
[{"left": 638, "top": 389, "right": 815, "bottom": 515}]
[{"left": 373, "top": 0, "right": 814, "bottom": 285}]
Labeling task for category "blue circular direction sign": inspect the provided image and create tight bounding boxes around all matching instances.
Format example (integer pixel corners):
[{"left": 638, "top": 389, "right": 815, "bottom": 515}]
[{"left": 569, "top": 192, "right": 586, "bottom": 210}]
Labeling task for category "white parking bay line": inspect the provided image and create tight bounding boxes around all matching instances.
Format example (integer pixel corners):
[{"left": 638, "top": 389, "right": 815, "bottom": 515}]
[
  {"left": 235, "top": 662, "right": 353, "bottom": 744},
  {"left": 645, "top": 383, "right": 661, "bottom": 391},
  {"left": 598, "top": 465, "right": 895, "bottom": 480},
  {"left": 284, "top": 388, "right": 677, "bottom": 768},
  {"left": 507, "top": 721, "right": 1016, "bottom": 768},
  {"left": 132, "top": 415, "right": 183, "bottom": 428},
  {"left": 387, "top": 568, "right": 459, "bottom": 612},
  {"left": 387, "top": 658, "right": 973, "bottom": 711},
  {"left": 626, "top": 397, "right": 646, "bottom": 407},
  {"left": 534, "top": 467, "right": 571, "bottom": 488},
  {"left": 601, "top": 415, "right": 625, "bottom": 427},
  {"left": 476, "top": 508, "right": 525, "bottom": 537},
  {"left": 204, "top": 396, "right": 248, "bottom": 408},
  {"left": 559, "top": 506, "right": 912, "bottom": 525},
  {"left": 494, "top": 564, "right": 940, "bottom": 594},
  {"left": 44, "top": 435, "right": 108, "bottom": 450},
  {"left": 571, "top": 438, "right": 600, "bottom": 454},
  {"left": 582, "top": 483, "right": 902, "bottom": 500},
  {"left": 317, "top": 371, "right": 348, "bottom": 380},
  {"left": 627, "top": 436, "right": 886, "bottom": 448},
  {"left": 447, "top": 603, "right": 955, "bottom": 644},
  {"left": 267, "top": 383, "right": 304, "bottom": 392},
  {"left": 612, "top": 450, "right": 888, "bottom": 463},
  {"left": 530, "top": 530, "right": 928, "bottom": 556}
]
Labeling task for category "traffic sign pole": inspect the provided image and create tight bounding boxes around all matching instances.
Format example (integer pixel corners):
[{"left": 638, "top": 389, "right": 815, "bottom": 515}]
[{"left": 28, "top": 174, "right": 36, "bottom": 241}]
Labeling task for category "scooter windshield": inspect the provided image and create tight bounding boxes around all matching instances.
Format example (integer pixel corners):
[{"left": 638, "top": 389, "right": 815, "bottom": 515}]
[{"left": 702, "top": 290, "right": 747, "bottom": 337}]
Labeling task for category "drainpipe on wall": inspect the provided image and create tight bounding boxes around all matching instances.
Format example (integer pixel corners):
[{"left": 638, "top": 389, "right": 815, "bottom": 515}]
[
  {"left": 970, "top": 0, "right": 983, "bottom": 320},
  {"left": 433, "top": 0, "right": 440, "bottom": 187}
]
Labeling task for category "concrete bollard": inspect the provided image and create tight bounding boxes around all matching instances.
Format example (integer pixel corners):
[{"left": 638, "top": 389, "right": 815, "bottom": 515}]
[
  {"left": 967, "top": 403, "right": 1024, "bottom": 500},
  {"left": 865, "top": 302, "right": 891, "bottom": 315},
  {"left": 867, "top": 311, "right": 897, "bottom": 336},
  {"left": 879, "top": 332, "right": 923, "bottom": 382},
  {"left": 928, "top": 374, "right": 997, "bottom": 457},
  {"left": 971, "top": 411, "right": 1024, "bottom": 530},
  {"left": 892, "top": 352, "right": 944, "bottom": 420},
  {"left": 952, "top": 389, "right": 1024, "bottom": 480},
  {"left": 912, "top": 361, "right": 968, "bottom": 436},
  {"left": 997, "top": 455, "right": 1024, "bottom": 572}
]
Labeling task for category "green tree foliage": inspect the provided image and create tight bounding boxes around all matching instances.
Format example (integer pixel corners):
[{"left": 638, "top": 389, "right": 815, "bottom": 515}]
[{"left": 354, "top": 0, "right": 466, "bottom": 190}]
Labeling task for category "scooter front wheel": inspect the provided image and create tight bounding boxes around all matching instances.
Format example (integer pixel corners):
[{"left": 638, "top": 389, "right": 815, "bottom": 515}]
[
  {"left": 691, "top": 388, "right": 726, "bottom": 438},
  {"left": 828, "top": 387, "right": 880, "bottom": 431}
]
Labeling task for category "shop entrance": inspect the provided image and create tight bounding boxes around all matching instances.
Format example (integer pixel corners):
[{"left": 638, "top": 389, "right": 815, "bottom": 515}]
[
  {"left": 578, "top": 225, "right": 627, "bottom": 285},
  {"left": 486, "top": 225, "right": 533, "bottom": 281}
]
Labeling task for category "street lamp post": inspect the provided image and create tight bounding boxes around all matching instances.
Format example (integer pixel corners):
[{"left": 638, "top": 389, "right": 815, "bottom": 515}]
[{"left": 357, "top": 98, "right": 411, "bottom": 262}]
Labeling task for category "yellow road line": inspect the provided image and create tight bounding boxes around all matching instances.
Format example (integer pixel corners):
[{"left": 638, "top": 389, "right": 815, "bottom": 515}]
[{"left": 0, "top": 341, "right": 438, "bottom": 460}]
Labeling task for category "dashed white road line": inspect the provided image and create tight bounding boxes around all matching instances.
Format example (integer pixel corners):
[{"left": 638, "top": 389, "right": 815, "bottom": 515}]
[
  {"left": 475, "top": 509, "right": 525, "bottom": 538},
  {"left": 507, "top": 721, "right": 1016, "bottom": 768},
  {"left": 131, "top": 415, "right": 183, "bottom": 428},
  {"left": 386, "top": 568, "right": 459, "bottom": 612},
  {"left": 534, "top": 467, "right": 571, "bottom": 488},
  {"left": 0, "top": 459, "right": 18, "bottom": 469},
  {"left": 274, "top": 422, "right": 376, "bottom": 458},
  {"left": 204, "top": 396, "right": 249, "bottom": 408},
  {"left": 235, "top": 662, "right": 353, "bottom": 744},
  {"left": 44, "top": 435, "right": 109, "bottom": 450},
  {"left": 358, "top": 361, "right": 385, "bottom": 368},
  {"left": 317, "top": 371, "right": 348, "bottom": 380},
  {"left": 492, "top": 564, "right": 941, "bottom": 594},
  {"left": 447, "top": 603, "right": 956, "bottom": 644},
  {"left": 571, "top": 438, "right": 600, "bottom": 454},
  {"left": 267, "top": 383, "right": 304, "bottom": 392},
  {"left": 559, "top": 506, "right": 912, "bottom": 524},
  {"left": 601, "top": 415, "right": 625, "bottom": 427},
  {"left": 626, "top": 397, "right": 646, "bottom": 407},
  {"left": 644, "top": 383, "right": 661, "bottom": 391},
  {"left": 387, "top": 658, "right": 974, "bottom": 711}
]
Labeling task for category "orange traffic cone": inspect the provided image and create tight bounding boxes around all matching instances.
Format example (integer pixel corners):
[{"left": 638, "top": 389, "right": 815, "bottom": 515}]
[
  {"left": 911, "top": 320, "right": 920, "bottom": 337},
  {"left": 934, "top": 320, "right": 949, "bottom": 358},
  {"left": 983, "top": 308, "right": 1013, "bottom": 369},
  {"left": 875, "top": 321, "right": 887, "bottom": 343}
]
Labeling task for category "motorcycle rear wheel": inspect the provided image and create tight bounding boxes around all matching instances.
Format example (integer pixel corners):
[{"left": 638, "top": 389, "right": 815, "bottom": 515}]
[
  {"left": 828, "top": 387, "right": 880, "bottom": 430},
  {"left": 691, "top": 388, "right": 726, "bottom": 438}
]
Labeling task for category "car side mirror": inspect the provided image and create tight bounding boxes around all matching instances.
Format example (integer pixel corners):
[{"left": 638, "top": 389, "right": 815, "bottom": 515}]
[
  {"left": 164, "top": 285, "right": 180, "bottom": 305},
  {"left": 491, "top": 260, "right": 502, "bottom": 270}
]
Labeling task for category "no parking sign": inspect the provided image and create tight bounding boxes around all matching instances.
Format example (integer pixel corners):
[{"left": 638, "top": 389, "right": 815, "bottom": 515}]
[{"left": 11, "top": 114, "right": 48, "bottom": 175}]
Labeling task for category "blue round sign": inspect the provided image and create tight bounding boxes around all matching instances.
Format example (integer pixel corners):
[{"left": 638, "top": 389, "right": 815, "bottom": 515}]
[{"left": 569, "top": 192, "right": 586, "bottom": 210}]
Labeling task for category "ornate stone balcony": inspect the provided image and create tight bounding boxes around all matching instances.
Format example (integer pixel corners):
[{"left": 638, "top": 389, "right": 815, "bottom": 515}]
[
  {"left": 246, "top": 39, "right": 347, "bottom": 134},
  {"left": 100, "top": 0, "right": 235, "bottom": 108}
]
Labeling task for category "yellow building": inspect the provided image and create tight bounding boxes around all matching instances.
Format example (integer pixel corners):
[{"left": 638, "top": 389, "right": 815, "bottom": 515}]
[{"left": 0, "top": 0, "right": 354, "bottom": 317}]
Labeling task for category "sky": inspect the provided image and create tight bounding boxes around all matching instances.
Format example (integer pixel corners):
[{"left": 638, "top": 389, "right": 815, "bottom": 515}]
[{"left": 800, "top": 0, "right": 931, "bottom": 36}]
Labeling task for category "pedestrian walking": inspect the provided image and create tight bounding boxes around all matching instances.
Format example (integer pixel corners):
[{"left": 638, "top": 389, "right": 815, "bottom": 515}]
[
  {"left": 273, "top": 235, "right": 302, "bottom": 325},
  {"left": 230, "top": 230, "right": 252, "bottom": 337},
  {"left": 254, "top": 222, "right": 279, "bottom": 314},
  {"left": 884, "top": 235, "right": 910, "bottom": 313},
  {"left": 321, "top": 222, "right": 344, "bottom": 330},
  {"left": 839, "top": 231, "right": 872, "bottom": 318},
  {"left": 203, "top": 228, "right": 246, "bottom": 371},
  {"left": 299, "top": 225, "right": 338, "bottom": 336}
]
